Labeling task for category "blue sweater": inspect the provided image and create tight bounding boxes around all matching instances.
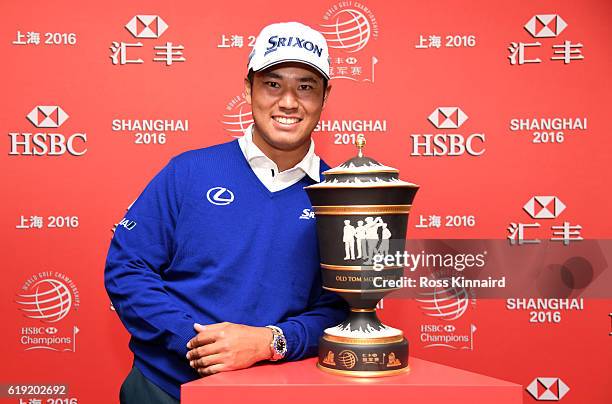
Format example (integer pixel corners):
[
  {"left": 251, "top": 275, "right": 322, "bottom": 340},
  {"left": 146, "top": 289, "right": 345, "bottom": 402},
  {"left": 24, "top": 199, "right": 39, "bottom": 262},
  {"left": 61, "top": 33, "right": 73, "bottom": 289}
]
[{"left": 104, "top": 140, "right": 348, "bottom": 399}]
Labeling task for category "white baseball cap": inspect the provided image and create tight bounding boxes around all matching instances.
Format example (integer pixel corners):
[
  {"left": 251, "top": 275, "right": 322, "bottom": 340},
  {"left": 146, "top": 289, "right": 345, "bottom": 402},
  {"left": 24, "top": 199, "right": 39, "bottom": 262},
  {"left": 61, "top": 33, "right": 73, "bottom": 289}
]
[{"left": 248, "top": 22, "right": 330, "bottom": 80}]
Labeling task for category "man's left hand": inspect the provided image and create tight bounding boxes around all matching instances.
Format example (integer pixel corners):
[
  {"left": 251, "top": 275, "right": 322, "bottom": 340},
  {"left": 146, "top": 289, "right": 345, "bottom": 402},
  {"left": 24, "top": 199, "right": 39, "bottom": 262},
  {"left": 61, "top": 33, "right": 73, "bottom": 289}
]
[{"left": 186, "top": 322, "right": 273, "bottom": 376}]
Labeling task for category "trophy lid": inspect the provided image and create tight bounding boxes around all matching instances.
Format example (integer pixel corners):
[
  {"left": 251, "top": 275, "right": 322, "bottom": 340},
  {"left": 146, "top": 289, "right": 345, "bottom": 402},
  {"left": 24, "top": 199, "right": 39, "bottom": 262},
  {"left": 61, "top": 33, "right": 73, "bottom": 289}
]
[{"left": 307, "top": 135, "right": 418, "bottom": 189}]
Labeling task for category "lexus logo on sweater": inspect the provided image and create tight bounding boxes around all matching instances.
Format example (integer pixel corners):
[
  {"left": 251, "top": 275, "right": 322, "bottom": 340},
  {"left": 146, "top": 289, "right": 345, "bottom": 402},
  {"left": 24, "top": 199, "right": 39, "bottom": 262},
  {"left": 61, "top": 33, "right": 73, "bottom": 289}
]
[{"left": 206, "top": 187, "right": 234, "bottom": 206}]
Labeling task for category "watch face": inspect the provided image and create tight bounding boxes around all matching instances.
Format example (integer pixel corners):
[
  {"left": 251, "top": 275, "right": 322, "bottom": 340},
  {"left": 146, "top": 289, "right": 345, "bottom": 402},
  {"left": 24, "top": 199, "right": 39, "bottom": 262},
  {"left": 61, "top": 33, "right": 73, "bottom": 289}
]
[{"left": 274, "top": 336, "right": 287, "bottom": 354}]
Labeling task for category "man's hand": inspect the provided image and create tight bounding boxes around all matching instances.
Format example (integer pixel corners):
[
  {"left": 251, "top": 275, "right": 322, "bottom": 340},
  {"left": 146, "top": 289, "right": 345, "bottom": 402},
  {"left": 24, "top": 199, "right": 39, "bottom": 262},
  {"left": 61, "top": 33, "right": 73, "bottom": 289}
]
[{"left": 186, "top": 322, "right": 273, "bottom": 376}]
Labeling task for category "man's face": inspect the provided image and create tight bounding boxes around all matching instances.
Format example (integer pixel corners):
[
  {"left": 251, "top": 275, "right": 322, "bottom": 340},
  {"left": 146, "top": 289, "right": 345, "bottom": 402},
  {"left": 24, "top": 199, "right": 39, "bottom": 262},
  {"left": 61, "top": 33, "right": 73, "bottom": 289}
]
[{"left": 245, "top": 63, "right": 331, "bottom": 152}]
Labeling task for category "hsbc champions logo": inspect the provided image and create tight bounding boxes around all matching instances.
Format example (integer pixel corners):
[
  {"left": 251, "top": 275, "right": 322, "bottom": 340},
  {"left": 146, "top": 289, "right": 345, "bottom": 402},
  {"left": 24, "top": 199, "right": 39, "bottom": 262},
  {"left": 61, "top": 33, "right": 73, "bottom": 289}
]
[
  {"left": 222, "top": 92, "right": 253, "bottom": 138},
  {"left": 320, "top": 2, "right": 379, "bottom": 83},
  {"left": 411, "top": 106, "right": 485, "bottom": 157},
  {"left": 9, "top": 105, "right": 87, "bottom": 156},
  {"left": 417, "top": 278, "right": 477, "bottom": 350},
  {"left": 15, "top": 272, "right": 80, "bottom": 352}
]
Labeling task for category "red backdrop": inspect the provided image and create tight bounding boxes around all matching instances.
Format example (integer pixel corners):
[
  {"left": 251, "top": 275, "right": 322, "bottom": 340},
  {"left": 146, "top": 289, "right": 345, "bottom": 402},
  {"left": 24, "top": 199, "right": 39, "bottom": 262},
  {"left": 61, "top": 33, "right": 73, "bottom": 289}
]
[{"left": 2, "top": 0, "right": 611, "bottom": 403}]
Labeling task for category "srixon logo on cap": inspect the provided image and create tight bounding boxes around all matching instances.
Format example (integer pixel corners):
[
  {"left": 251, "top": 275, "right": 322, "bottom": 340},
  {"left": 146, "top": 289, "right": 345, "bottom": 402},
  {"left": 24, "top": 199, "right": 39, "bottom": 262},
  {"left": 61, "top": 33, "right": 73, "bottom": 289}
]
[{"left": 265, "top": 35, "right": 323, "bottom": 57}]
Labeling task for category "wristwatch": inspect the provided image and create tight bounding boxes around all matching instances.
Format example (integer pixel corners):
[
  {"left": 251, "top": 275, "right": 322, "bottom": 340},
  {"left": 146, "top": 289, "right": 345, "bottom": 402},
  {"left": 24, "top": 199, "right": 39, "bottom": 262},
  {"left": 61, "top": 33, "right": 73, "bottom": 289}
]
[{"left": 265, "top": 325, "right": 287, "bottom": 361}]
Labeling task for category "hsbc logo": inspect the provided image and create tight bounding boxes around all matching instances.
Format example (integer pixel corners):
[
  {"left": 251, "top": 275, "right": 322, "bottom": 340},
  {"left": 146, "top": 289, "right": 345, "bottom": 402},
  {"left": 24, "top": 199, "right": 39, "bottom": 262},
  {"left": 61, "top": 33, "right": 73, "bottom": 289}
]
[
  {"left": 45, "top": 327, "right": 58, "bottom": 335},
  {"left": 206, "top": 187, "right": 235, "bottom": 206},
  {"left": 509, "top": 14, "right": 582, "bottom": 66},
  {"left": 9, "top": 105, "right": 87, "bottom": 156},
  {"left": 111, "top": 14, "right": 185, "bottom": 66},
  {"left": 523, "top": 196, "right": 566, "bottom": 219},
  {"left": 524, "top": 15, "right": 567, "bottom": 38},
  {"left": 428, "top": 107, "right": 468, "bottom": 129},
  {"left": 411, "top": 106, "right": 485, "bottom": 157},
  {"left": 26, "top": 106, "right": 69, "bottom": 128},
  {"left": 125, "top": 15, "right": 168, "bottom": 39},
  {"left": 526, "top": 377, "right": 569, "bottom": 401}
]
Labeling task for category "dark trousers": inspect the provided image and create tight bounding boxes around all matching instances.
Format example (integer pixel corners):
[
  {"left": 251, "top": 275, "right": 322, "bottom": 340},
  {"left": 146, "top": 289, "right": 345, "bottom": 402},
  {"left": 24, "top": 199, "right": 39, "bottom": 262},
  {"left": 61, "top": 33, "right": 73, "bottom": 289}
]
[{"left": 120, "top": 366, "right": 180, "bottom": 404}]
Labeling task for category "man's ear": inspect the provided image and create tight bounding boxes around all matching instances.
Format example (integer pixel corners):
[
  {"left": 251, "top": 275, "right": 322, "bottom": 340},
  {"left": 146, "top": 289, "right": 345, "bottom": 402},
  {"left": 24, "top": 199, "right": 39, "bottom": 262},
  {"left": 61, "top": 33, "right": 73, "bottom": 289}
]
[
  {"left": 322, "top": 83, "right": 332, "bottom": 109},
  {"left": 244, "top": 77, "right": 252, "bottom": 105}
]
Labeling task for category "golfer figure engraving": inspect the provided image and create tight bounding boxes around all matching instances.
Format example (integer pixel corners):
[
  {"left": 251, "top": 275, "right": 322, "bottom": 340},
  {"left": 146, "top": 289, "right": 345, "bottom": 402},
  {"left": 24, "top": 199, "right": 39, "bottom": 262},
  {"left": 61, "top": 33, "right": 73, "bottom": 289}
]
[{"left": 341, "top": 217, "right": 390, "bottom": 263}]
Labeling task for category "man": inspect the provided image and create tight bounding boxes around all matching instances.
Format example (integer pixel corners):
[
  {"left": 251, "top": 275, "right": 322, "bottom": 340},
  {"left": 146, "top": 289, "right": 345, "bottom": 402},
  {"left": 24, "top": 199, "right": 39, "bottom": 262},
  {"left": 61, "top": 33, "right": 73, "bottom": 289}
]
[
  {"left": 364, "top": 216, "right": 384, "bottom": 261},
  {"left": 379, "top": 223, "right": 392, "bottom": 257},
  {"left": 342, "top": 219, "right": 356, "bottom": 260},
  {"left": 105, "top": 22, "right": 348, "bottom": 403},
  {"left": 355, "top": 219, "right": 366, "bottom": 259}
]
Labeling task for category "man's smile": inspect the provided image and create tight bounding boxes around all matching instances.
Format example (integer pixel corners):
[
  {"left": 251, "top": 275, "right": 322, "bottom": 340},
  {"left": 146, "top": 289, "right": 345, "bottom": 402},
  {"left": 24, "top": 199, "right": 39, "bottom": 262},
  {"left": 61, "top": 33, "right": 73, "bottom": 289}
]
[{"left": 272, "top": 116, "right": 303, "bottom": 127}]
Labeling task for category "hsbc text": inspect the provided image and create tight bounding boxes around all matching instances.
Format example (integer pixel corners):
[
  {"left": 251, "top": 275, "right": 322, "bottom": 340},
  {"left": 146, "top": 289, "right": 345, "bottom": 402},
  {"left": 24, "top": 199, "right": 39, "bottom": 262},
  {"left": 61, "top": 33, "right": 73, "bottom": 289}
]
[
  {"left": 410, "top": 134, "right": 485, "bottom": 156},
  {"left": 8, "top": 133, "right": 87, "bottom": 156}
]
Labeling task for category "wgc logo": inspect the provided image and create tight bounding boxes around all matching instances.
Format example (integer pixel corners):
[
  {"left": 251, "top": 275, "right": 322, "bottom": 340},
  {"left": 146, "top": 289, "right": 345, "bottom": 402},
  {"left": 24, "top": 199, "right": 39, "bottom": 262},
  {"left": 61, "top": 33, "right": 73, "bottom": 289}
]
[
  {"left": 320, "top": 9, "right": 372, "bottom": 53},
  {"left": 221, "top": 92, "right": 253, "bottom": 137},
  {"left": 319, "top": 1, "right": 379, "bottom": 83},
  {"left": 17, "top": 278, "right": 74, "bottom": 322}
]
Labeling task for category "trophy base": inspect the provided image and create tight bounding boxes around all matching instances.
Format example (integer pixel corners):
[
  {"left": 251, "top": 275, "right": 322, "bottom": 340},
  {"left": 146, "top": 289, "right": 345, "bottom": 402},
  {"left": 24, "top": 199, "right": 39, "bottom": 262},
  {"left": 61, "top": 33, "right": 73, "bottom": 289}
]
[
  {"left": 316, "top": 362, "right": 410, "bottom": 377},
  {"left": 317, "top": 332, "right": 409, "bottom": 376}
]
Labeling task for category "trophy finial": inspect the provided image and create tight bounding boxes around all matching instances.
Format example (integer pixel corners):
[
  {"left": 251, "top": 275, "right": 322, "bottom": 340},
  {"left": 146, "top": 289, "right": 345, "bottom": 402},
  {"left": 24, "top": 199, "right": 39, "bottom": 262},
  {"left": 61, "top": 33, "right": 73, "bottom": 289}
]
[{"left": 356, "top": 134, "right": 366, "bottom": 158}]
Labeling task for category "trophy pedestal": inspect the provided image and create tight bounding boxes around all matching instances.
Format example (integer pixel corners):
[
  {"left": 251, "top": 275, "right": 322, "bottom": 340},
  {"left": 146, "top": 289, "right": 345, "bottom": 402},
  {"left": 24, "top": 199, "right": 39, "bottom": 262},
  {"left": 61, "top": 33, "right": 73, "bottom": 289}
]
[
  {"left": 182, "top": 357, "right": 523, "bottom": 404},
  {"left": 317, "top": 310, "right": 409, "bottom": 376}
]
